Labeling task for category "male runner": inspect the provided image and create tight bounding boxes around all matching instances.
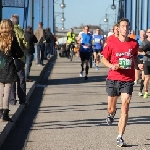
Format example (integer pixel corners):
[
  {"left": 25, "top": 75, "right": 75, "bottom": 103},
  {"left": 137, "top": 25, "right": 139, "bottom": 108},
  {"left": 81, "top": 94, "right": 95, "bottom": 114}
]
[
  {"left": 92, "top": 28, "right": 104, "bottom": 70},
  {"left": 104, "top": 23, "right": 119, "bottom": 47},
  {"left": 78, "top": 25, "right": 92, "bottom": 80},
  {"left": 101, "top": 18, "right": 140, "bottom": 147},
  {"left": 138, "top": 28, "right": 150, "bottom": 98}
]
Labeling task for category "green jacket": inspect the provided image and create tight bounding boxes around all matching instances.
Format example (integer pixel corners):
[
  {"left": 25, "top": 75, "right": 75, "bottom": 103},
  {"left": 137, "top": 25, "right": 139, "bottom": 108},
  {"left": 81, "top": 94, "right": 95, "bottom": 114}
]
[
  {"left": 67, "top": 32, "right": 75, "bottom": 44},
  {"left": 13, "top": 25, "right": 28, "bottom": 62}
]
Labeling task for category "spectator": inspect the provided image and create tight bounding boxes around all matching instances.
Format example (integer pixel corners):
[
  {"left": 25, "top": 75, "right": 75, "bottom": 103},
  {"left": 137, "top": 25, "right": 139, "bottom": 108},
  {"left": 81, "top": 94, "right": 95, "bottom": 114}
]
[
  {"left": 34, "top": 22, "right": 45, "bottom": 66},
  {"left": 25, "top": 26, "right": 38, "bottom": 82},
  {"left": 52, "top": 33, "right": 57, "bottom": 55},
  {"left": 9, "top": 14, "right": 27, "bottom": 105},
  {"left": 128, "top": 30, "right": 136, "bottom": 39},
  {"left": 0, "top": 19, "right": 24, "bottom": 121},
  {"left": 45, "top": 28, "right": 53, "bottom": 59}
]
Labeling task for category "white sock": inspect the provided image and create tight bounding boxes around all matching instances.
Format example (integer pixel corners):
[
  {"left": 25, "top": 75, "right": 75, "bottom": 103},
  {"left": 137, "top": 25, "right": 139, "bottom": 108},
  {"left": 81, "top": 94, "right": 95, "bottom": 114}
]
[{"left": 117, "top": 134, "right": 122, "bottom": 139}]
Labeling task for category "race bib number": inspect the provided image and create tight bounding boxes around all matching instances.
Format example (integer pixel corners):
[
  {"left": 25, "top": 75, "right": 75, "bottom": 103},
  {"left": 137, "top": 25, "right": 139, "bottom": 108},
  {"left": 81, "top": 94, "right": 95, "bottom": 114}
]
[
  {"left": 83, "top": 45, "right": 89, "bottom": 48},
  {"left": 119, "top": 58, "right": 132, "bottom": 69},
  {"left": 95, "top": 38, "right": 100, "bottom": 43}
]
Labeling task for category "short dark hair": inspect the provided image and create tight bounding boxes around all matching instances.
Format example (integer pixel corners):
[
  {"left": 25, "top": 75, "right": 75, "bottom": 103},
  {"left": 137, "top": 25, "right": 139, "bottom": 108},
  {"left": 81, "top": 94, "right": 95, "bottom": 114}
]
[
  {"left": 38, "top": 22, "right": 43, "bottom": 27},
  {"left": 84, "top": 25, "right": 89, "bottom": 29},
  {"left": 96, "top": 27, "right": 100, "bottom": 30},
  {"left": 26, "top": 26, "right": 32, "bottom": 32},
  {"left": 46, "top": 27, "right": 50, "bottom": 32},
  {"left": 118, "top": 18, "right": 130, "bottom": 26}
]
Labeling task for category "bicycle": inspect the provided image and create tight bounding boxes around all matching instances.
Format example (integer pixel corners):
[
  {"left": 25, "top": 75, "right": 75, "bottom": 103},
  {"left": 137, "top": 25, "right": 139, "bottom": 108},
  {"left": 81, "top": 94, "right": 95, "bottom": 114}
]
[{"left": 69, "top": 42, "right": 75, "bottom": 61}]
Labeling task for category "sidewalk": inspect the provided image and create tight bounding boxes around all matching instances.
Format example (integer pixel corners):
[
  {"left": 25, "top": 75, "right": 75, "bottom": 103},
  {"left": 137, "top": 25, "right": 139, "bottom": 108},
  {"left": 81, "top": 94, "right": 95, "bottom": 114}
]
[{"left": 0, "top": 57, "right": 54, "bottom": 146}]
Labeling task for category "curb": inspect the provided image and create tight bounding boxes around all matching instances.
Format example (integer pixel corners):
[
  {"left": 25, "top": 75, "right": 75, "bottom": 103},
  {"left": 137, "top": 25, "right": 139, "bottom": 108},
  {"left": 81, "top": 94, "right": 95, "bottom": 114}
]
[{"left": 0, "top": 57, "right": 53, "bottom": 147}]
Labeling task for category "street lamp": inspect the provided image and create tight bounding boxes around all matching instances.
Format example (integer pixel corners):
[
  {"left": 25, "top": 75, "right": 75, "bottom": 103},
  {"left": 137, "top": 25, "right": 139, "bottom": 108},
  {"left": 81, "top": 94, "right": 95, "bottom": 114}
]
[
  {"left": 103, "top": 14, "right": 115, "bottom": 33},
  {"left": 54, "top": 0, "right": 66, "bottom": 33},
  {"left": 111, "top": 0, "right": 116, "bottom": 10},
  {"left": 61, "top": 17, "right": 65, "bottom": 22},
  {"left": 60, "top": 0, "right": 66, "bottom": 9},
  {"left": 111, "top": 4, "right": 116, "bottom": 10},
  {"left": 61, "top": 12, "right": 65, "bottom": 22}
]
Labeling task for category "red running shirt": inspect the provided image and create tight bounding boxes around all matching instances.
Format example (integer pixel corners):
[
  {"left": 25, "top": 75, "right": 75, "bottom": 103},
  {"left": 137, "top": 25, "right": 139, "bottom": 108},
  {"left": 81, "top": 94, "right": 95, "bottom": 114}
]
[
  {"left": 102, "top": 37, "right": 139, "bottom": 81},
  {"left": 106, "top": 34, "right": 116, "bottom": 43}
]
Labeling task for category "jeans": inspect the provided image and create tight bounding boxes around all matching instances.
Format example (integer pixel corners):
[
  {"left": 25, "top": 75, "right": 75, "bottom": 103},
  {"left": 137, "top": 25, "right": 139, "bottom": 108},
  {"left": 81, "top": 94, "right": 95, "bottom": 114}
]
[
  {"left": 9, "top": 69, "right": 26, "bottom": 103},
  {"left": 0, "top": 83, "right": 12, "bottom": 109},
  {"left": 37, "top": 43, "right": 45, "bottom": 65},
  {"left": 45, "top": 43, "right": 51, "bottom": 58},
  {"left": 25, "top": 54, "right": 33, "bottom": 79}
]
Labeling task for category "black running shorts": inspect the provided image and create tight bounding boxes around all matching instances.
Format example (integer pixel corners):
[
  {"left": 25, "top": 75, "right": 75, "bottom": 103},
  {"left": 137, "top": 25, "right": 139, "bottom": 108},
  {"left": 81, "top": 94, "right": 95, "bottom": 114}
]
[
  {"left": 80, "top": 52, "right": 90, "bottom": 62},
  {"left": 106, "top": 79, "right": 134, "bottom": 96},
  {"left": 143, "top": 63, "right": 150, "bottom": 75}
]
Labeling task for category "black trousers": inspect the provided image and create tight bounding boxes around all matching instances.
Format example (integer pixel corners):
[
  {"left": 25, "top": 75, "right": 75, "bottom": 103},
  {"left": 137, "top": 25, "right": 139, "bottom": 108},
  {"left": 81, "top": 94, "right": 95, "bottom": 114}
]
[{"left": 9, "top": 68, "right": 26, "bottom": 103}]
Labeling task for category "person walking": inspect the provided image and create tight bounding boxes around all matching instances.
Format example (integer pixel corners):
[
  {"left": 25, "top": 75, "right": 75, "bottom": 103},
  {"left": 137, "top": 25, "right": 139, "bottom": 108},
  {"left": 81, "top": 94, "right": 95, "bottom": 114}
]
[
  {"left": 9, "top": 14, "right": 27, "bottom": 105},
  {"left": 45, "top": 28, "right": 53, "bottom": 59},
  {"left": 101, "top": 18, "right": 139, "bottom": 147},
  {"left": 0, "top": 19, "right": 24, "bottom": 121},
  {"left": 24, "top": 26, "right": 38, "bottom": 82},
  {"left": 34, "top": 22, "right": 45, "bottom": 66}
]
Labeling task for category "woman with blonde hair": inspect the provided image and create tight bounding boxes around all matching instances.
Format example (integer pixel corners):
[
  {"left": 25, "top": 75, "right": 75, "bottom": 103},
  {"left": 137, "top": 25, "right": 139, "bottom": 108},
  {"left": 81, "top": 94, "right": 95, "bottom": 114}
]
[{"left": 0, "top": 19, "right": 24, "bottom": 121}]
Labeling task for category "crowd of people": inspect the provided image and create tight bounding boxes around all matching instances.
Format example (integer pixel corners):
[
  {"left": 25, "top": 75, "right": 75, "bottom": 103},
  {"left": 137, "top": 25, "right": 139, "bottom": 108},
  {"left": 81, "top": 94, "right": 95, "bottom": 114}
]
[
  {"left": 0, "top": 14, "right": 57, "bottom": 121},
  {"left": 0, "top": 11, "right": 149, "bottom": 147}
]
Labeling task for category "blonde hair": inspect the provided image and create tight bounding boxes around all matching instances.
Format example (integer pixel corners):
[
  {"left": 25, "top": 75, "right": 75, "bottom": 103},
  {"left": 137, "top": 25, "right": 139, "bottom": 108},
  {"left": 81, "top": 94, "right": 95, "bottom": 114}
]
[{"left": 0, "top": 19, "right": 14, "bottom": 53}]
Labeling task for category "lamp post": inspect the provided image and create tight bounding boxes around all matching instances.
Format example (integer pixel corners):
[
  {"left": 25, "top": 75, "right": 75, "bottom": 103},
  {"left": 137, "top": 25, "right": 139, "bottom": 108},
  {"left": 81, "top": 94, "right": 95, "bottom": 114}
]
[
  {"left": 54, "top": 0, "right": 66, "bottom": 33},
  {"left": 104, "top": 14, "right": 115, "bottom": 33}
]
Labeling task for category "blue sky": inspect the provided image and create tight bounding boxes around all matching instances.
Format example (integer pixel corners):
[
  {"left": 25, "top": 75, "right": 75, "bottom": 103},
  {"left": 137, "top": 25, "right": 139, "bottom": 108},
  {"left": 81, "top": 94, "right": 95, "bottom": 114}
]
[
  {"left": 2, "top": 0, "right": 119, "bottom": 31},
  {"left": 55, "top": 0, "right": 119, "bottom": 30}
]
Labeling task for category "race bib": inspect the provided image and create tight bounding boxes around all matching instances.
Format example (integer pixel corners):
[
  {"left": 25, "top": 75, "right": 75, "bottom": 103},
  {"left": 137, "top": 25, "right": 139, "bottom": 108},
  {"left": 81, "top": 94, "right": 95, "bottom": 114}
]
[
  {"left": 119, "top": 58, "right": 132, "bottom": 69},
  {"left": 83, "top": 45, "right": 89, "bottom": 48},
  {"left": 95, "top": 38, "right": 100, "bottom": 43}
]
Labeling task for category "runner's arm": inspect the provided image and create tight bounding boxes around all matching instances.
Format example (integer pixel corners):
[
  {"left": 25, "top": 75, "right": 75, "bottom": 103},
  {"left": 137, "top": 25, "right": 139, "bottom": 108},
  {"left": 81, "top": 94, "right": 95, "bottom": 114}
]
[
  {"left": 101, "top": 57, "right": 112, "bottom": 68},
  {"left": 77, "top": 34, "right": 81, "bottom": 42}
]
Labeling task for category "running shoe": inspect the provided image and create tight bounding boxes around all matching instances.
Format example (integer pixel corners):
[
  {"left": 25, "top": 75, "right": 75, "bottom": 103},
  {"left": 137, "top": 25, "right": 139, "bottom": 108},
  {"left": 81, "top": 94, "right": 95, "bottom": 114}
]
[
  {"left": 134, "top": 80, "right": 138, "bottom": 84},
  {"left": 79, "top": 71, "right": 83, "bottom": 77},
  {"left": 85, "top": 76, "right": 88, "bottom": 80},
  {"left": 143, "top": 92, "right": 148, "bottom": 98},
  {"left": 117, "top": 137, "right": 127, "bottom": 147},
  {"left": 95, "top": 66, "right": 99, "bottom": 70},
  {"left": 106, "top": 109, "right": 117, "bottom": 125},
  {"left": 138, "top": 92, "right": 143, "bottom": 96},
  {"left": 92, "top": 61, "right": 96, "bottom": 67}
]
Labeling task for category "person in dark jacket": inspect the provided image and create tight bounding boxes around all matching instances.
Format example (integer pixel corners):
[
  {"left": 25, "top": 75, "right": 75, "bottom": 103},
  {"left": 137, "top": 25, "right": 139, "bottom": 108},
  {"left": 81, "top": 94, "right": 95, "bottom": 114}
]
[
  {"left": 45, "top": 28, "right": 52, "bottom": 59},
  {"left": 9, "top": 14, "right": 27, "bottom": 106},
  {"left": 0, "top": 19, "right": 24, "bottom": 121},
  {"left": 25, "top": 26, "right": 38, "bottom": 82}
]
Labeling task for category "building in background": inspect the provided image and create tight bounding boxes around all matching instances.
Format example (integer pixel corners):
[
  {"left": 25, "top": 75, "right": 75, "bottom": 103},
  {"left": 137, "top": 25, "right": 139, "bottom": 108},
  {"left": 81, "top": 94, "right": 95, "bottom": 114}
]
[{"left": 118, "top": 0, "right": 150, "bottom": 34}]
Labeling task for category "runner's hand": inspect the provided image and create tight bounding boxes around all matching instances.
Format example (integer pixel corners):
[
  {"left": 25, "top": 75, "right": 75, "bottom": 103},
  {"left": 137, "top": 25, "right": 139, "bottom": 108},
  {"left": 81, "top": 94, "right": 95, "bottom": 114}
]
[
  {"left": 110, "top": 64, "right": 120, "bottom": 70},
  {"left": 138, "top": 64, "right": 143, "bottom": 70}
]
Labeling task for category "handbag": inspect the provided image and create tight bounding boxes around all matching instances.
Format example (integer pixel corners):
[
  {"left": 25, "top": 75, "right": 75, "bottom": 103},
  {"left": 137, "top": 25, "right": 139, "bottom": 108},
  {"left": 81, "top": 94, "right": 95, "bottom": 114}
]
[{"left": 13, "top": 58, "right": 25, "bottom": 72}]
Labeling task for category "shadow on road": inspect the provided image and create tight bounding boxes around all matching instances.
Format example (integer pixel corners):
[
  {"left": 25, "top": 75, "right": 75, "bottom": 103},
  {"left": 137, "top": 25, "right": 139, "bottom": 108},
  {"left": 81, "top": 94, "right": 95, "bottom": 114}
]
[
  {"left": 48, "top": 75, "right": 107, "bottom": 85},
  {"left": 0, "top": 57, "right": 56, "bottom": 150},
  {"left": 128, "top": 116, "right": 150, "bottom": 125}
]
